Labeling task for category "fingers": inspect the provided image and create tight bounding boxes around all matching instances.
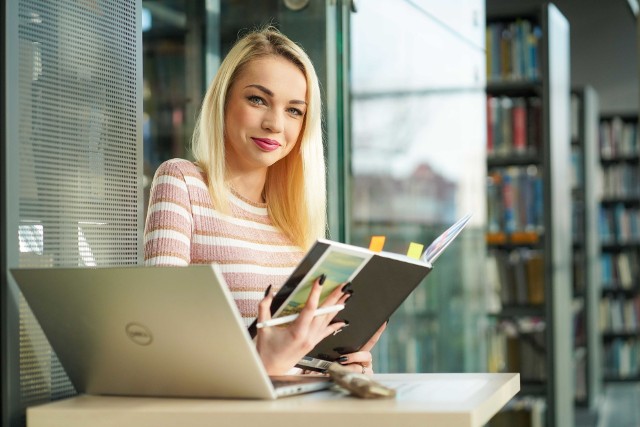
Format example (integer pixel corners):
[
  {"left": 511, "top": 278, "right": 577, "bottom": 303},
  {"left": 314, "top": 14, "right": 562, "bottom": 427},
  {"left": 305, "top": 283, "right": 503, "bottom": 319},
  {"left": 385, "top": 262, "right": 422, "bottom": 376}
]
[
  {"left": 336, "top": 351, "right": 374, "bottom": 374},
  {"left": 320, "top": 321, "right": 347, "bottom": 340},
  {"left": 360, "top": 320, "right": 387, "bottom": 352},
  {"left": 294, "top": 274, "right": 325, "bottom": 326},
  {"left": 320, "top": 281, "right": 353, "bottom": 308},
  {"left": 257, "top": 284, "right": 274, "bottom": 324}
]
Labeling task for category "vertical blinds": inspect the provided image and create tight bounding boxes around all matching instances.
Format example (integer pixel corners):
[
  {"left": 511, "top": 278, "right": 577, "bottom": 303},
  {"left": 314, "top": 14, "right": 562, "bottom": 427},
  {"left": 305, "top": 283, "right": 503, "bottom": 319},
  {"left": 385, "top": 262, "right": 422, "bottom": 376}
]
[{"left": 15, "top": 0, "right": 141, "bottom": 409}]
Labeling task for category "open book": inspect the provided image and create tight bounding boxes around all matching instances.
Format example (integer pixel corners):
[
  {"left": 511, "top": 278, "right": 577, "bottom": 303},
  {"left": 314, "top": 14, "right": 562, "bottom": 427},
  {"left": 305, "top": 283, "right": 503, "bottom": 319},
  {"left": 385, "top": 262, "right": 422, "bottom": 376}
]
[{"left": 248, "top": 213, "right": 472, "bottom": 372}]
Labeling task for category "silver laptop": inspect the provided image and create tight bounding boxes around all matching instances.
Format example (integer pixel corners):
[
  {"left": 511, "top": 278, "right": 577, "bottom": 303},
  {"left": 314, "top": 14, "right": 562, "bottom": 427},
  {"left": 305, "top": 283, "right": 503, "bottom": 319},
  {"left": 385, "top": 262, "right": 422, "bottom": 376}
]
[{"left": 11, "top": 264, "right": 332, "bottom": 399}]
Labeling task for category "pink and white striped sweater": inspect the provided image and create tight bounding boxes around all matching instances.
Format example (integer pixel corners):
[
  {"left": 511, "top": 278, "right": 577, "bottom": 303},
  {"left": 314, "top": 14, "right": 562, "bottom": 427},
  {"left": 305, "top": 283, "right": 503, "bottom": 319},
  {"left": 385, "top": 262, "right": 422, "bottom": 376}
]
[{"left": 144, "top": 158, "right": 304, "bottom": 326}]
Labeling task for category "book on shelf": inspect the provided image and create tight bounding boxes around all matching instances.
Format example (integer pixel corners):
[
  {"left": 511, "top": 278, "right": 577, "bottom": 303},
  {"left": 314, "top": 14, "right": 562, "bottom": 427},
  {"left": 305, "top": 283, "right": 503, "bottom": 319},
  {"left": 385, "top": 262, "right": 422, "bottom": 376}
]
[
  {"left": 488, "top": 248, "right": 544, "bottom": 307},
  {"left": 488, "top": 318, "right": 547, "bottom": 382},
  {"left": 486, "top": 19, "right": 541, "bottom": 82},
  {"left": 603, "top": 338, "right": 640, "bottom": 379},
  {"left": 601, "top": 163, "right": 639, "bottom": 198},
  {"left": 487, "top": 95, "right": 543, "bottom": 157},
  {"left": 599, "top": 204, "right": 640, "bottom": 244},
  {"left": 599, "top": 116, "right": 639, "bottom": 158},
  {"left": 488, "top": 397, "right": 546, "bottom": 427},
  {"left": 599, "top": 251, "right": 637, "bottom": 289},
  {"left": 487, "top": 166, "right": 543, "bottom": 237},
  {"left": 248, "top": 214, "right": 472, "bottom": 372},
  {"left": 599, "top": 296, "right": 640, "bottom": 333}
]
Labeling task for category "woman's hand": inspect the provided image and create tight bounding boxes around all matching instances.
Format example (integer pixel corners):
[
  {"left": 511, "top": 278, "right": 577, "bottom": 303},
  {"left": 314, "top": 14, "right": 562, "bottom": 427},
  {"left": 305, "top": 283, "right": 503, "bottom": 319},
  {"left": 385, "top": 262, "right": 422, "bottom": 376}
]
[
  {"left": 255, "top": 276, "right": 351, "bottom": 375},
  {"left": 335, "top": 321, "right": 387, "bottom": 375}
]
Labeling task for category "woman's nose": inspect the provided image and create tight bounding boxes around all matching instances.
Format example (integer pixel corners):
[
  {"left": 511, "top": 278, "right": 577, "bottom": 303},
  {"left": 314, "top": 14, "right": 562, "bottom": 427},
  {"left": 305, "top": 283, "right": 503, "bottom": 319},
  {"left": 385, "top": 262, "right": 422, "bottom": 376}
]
[{"left": 262, "top": 109, "right": 284, "bottom": 133}]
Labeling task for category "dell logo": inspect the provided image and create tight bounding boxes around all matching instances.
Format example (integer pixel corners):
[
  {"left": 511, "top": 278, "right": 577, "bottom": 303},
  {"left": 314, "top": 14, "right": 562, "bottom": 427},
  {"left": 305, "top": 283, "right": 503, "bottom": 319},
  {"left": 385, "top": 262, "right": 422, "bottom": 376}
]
[{"left": 125, "top": 322, "right": 153, "bottom": 346}]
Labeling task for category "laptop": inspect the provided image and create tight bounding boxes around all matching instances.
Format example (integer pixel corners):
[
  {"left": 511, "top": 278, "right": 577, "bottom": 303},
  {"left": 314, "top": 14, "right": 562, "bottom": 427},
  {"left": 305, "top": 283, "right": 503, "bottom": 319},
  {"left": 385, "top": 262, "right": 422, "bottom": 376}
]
[{"left": 11, "top": 264, "right": 332, "bottom": 399}]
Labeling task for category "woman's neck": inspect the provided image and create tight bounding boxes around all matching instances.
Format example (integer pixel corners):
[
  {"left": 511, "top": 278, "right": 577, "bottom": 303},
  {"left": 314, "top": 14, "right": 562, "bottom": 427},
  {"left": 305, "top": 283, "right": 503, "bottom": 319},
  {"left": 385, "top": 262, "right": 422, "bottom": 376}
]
[{"left": 226, "top": 169, "right": 268, "bottom": 204}]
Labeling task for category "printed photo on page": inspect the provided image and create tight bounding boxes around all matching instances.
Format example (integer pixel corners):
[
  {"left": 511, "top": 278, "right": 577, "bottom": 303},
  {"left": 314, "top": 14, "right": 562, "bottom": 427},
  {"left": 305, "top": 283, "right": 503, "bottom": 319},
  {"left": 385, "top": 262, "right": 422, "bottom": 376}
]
[{"left": 275, "top": 248, "right": 372, "bottom": 318}]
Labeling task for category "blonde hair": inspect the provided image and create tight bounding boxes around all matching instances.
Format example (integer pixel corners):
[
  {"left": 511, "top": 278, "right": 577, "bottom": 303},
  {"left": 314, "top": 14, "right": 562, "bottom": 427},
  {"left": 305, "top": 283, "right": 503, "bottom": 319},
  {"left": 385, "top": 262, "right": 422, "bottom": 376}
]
[{"left": 191, "top": 27, "right": 326, "bottom": 250}]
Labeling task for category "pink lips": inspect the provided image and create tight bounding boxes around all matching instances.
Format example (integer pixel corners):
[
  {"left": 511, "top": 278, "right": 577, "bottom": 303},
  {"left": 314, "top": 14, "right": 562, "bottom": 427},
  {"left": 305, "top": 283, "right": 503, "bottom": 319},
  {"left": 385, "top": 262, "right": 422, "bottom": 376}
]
[{"left": 251, "top": 137, "right": 281, "bottom": 152}]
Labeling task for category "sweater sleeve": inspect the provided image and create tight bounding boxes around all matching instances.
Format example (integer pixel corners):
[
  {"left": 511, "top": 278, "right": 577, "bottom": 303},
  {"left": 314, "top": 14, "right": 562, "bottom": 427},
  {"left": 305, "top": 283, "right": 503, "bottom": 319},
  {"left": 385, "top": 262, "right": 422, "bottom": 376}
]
[{"left": 143, "top": 160, "right": 193, "bottom": 266}]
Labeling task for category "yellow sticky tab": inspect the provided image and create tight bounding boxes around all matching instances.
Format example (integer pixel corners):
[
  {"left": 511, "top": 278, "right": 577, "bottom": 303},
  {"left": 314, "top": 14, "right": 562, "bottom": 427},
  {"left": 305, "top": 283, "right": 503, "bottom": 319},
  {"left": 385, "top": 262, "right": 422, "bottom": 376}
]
[
  {"left": 368, "top": 236, "right": 386, "bottom": 252},
  {"left": 406, "top": 242, "right": 424, "bottom": 260}
]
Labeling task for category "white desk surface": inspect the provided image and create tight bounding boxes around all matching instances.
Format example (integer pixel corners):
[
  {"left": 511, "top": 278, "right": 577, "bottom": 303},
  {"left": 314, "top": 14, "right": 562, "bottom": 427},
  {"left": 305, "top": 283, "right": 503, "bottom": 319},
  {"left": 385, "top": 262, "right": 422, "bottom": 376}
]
[{"left": 27, "top": 373, "right": 520, "bottom": 427}]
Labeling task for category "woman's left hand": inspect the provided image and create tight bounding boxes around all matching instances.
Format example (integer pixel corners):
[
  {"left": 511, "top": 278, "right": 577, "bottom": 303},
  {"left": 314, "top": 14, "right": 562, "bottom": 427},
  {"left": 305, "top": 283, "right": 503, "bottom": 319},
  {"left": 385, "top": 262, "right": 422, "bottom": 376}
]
[{"left": 335, "top": 321, "right": 387, "bottom": 374}]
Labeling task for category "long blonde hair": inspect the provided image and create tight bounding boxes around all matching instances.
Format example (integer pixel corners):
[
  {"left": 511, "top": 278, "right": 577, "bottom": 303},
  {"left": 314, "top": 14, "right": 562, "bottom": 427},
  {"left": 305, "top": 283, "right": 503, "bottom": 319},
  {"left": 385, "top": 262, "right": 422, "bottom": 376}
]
[{"left": 191, "top": 27, "right": 326, "bottom": 250}]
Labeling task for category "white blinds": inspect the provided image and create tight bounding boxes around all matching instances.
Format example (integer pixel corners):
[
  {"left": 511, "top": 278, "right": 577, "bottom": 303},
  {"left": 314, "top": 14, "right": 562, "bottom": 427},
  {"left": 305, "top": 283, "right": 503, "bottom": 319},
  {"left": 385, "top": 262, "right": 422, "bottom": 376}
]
[{"left": 13, "top": 0, "right": 141, "bottom": 411}]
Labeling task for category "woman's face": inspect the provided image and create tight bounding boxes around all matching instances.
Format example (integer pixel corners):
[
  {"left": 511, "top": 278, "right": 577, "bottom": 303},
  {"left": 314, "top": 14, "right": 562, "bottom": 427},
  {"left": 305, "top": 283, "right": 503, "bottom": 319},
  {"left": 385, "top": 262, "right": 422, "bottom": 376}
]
[{"left": 224, "top": 55, "right": 307, "bottom": 175}]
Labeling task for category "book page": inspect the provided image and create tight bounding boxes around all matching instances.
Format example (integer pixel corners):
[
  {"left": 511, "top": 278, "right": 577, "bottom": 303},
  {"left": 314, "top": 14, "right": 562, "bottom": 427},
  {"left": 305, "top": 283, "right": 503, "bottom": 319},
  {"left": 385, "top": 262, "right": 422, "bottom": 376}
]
[
  {"left": 275, "top": 247, "right": 372, "bottom": 318},
  {"left": 420, "top": 213, "right": 472, "bottom": 264}
]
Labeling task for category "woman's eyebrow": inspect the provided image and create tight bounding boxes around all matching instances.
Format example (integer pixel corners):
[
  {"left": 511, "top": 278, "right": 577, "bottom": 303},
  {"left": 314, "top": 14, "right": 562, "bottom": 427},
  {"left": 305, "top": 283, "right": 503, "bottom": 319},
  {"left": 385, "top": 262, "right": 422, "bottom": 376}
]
[
  {"left": 245, "top": 84, "right": 307, "bottom": 105},
  {"left": 246, "top": 84, "right": 273, "bottom": 96}
]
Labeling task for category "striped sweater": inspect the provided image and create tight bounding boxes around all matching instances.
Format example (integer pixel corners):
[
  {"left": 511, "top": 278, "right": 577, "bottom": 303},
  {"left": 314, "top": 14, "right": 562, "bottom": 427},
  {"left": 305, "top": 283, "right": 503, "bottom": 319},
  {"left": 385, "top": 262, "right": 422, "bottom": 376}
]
[{"left": 144, "top": 158, "right": 305, "bottom": 326}]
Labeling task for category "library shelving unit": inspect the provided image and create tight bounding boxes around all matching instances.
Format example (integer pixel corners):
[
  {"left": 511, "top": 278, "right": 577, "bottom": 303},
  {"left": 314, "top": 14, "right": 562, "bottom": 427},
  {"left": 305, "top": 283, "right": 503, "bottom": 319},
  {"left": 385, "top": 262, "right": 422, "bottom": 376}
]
[
  {"left": 485, "top": 3, "right": 573, "bottom": 427},
  {"left": 598, "top": 113, "right": 640, "bottom": 383},
  {"left": 570, "top": 86, "right": 602, "bottom": 409}
]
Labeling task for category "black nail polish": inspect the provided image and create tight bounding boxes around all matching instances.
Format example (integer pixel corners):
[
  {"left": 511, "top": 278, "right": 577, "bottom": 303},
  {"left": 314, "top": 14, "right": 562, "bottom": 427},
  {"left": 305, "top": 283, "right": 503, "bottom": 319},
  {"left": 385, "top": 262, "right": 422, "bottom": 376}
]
[
  {"left": 337, "top": 356, "right": 348, "bottom": 363},
  {"left": 342, "top": 282, "right": 352, "bottom": 293},
  {"left": 319, "top": 274, "right": 326, "bottom": 285},
  {"left": 264, "top": 284, "right": 272, "bottom": 297}
]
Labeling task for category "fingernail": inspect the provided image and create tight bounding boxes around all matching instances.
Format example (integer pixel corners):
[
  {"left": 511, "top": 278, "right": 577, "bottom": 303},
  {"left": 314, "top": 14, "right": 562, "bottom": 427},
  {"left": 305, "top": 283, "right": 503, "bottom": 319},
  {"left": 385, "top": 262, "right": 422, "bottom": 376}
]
[
  {"left": 345, "top": 295, "right": 352, "bottom": 304},
  {"left": 342, "top": 282, "right": 352, "bottom": 293},
  {"left": 318, "top": 274, "right": 326, "bottom": 285},
  {"left": 337, "top": 356, "right": 348, "bottom": 363},
  {"left": 264, "top": 284, "right": 272, "bottom": 297}
]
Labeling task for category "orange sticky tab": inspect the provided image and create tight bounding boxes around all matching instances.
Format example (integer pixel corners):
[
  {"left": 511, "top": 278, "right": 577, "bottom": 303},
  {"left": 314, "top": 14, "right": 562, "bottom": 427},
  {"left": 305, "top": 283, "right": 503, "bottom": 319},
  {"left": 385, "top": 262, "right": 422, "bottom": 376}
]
[
  {"left": 406, "top": 242, "right": 424, "bottom": 260},
  {"left": 368, "top": 236, "right": 386, "bottom": 252}
]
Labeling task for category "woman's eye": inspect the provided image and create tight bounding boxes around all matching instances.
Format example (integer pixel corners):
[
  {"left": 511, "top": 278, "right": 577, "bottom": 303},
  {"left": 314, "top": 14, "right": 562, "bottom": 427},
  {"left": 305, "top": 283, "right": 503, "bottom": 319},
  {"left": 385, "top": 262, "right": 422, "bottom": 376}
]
[
  {"left": 288, "top": 107, "right": 304, "bottom": 117},
  {"left": 248, "top": 95, "right": 265, "bottom": 105}
]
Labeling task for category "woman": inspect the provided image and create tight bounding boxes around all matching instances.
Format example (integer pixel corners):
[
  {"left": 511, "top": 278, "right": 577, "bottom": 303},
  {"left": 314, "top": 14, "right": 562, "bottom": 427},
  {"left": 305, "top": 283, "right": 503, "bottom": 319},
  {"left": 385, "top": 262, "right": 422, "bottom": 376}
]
[{"left": 144, "top": 26, "right": 384, "bottom": 375}]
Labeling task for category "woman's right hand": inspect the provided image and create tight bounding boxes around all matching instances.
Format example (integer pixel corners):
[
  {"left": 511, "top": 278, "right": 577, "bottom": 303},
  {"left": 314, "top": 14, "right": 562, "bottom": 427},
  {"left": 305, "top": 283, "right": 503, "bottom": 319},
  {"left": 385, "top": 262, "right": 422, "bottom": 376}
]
[{"left": 255, "top": 276, "right": 350, "bottom": 375}]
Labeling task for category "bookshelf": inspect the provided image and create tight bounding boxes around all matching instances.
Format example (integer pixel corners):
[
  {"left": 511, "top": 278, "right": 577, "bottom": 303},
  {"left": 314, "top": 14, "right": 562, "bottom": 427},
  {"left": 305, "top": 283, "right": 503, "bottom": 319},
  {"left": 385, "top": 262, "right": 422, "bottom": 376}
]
[
  {"left": 142, "top": 1, "right": 205, "bottom": 216},
  {"left": 570, "top": 86, "right": 602, "bottom": 409},
  {"left": 598, "top": 113, "right": 640, "bottom": 383},
  {"left": 485, "top": 3, "right": 573, "bottom": 427}
]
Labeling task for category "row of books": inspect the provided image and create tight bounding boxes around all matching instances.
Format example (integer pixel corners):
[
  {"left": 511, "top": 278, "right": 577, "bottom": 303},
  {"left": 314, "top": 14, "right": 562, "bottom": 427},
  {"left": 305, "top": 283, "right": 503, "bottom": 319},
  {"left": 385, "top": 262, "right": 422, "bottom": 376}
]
[
  {"left": 574, "top": 347, "right": 588, "bottom": 402},
  {"left": 600, "top": 117, "right": 639, "bottom": 159},
  {"left": 603, "top": 338, "right": 639, "bottom": 379},
  {"left": 486, "top": 20, "right": 542, "bottom": 82},
  {"left": 487, "top": 167, "right": 544, "bottom": 235},
  {"left": 487, "top": 249, "right": 544, "bottom": 306},
  {"left": 488, "top": 397, "right": 546, "bottom": 427},
  {"left": 601, "top": 251, "right": 638, "bottom": 289},
  {"left": 600, "top": 163, "right": 640, "bottom": 198},
  {"left": 573, "top": 304, "right": 586, "bottom": 347},
  {"left": 599, "top": 204, "right": 640, "bottom": 244},
  {"left": 572, "top": 200, "right": 585, "bottom": 243},
  {"left": 599, "top": 296, "right": 640, "bottom": 333},
  {"left": 487, "top": 96, "right": 542, "bottom": 157},
  {"left": 571, "top": 145, "right": 583, "bottom": 190},
  {"left": 487, "top": 319, "right": 546, "bottom": 382}
]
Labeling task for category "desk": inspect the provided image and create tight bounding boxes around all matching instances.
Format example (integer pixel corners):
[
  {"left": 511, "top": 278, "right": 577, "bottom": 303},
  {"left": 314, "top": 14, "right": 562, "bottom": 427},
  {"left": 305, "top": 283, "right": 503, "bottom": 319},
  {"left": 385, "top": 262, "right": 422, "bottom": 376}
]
[{"left": 27, "top": 373, "right": 519, "bottom": 427}]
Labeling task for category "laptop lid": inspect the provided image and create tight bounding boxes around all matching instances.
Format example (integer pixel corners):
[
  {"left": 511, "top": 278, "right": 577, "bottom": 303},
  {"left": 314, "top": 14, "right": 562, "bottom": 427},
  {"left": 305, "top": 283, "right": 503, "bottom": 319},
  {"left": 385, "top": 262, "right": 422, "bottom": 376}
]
[{"left": 11, "top": 265, "right": 330, "bottom": 399}]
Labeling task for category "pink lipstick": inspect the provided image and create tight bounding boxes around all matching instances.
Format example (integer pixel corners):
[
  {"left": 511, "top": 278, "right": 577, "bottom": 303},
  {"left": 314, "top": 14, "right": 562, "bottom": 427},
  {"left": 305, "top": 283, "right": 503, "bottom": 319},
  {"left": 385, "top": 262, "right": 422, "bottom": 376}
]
[{"left": 251, "top": 137, "right": 281, "bottom": 152}]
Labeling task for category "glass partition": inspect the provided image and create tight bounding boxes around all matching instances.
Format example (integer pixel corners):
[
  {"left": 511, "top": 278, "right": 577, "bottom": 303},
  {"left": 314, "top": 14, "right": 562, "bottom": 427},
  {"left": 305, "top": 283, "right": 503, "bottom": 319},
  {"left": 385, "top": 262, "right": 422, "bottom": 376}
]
[{"left": 349, "top": 0, "right": 488, "bottom": 373}]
